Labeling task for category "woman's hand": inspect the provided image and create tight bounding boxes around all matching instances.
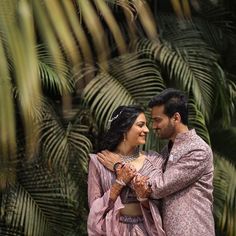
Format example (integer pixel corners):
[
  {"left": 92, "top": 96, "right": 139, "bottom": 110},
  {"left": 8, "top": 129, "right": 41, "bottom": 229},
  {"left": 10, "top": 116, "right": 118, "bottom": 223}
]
[
  {"left": 116, "top": 163, "right": 136, "bottom": 184},
  {"left": 131, "top": 174, "right": 152, "bottom": 199}
]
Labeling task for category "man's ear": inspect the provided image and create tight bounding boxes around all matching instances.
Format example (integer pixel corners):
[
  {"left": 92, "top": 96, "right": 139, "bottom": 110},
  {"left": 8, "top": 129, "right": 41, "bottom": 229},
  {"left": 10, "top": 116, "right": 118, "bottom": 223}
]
[{"left": 173, "top": 112, "right": 181, "bottom": 122}]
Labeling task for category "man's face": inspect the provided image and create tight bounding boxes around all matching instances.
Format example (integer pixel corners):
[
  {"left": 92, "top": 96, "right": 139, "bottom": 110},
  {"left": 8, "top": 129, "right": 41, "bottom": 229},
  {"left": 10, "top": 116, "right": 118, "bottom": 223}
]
[{"left": 151, "top": 105, "right": 176, "bottom": 140}]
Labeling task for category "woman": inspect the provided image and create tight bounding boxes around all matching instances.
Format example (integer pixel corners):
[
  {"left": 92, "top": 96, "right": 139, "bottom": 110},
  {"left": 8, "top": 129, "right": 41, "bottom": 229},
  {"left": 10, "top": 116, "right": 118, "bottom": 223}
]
[{"left": 87, "top": 105, "right": 165, "bottom": 235}]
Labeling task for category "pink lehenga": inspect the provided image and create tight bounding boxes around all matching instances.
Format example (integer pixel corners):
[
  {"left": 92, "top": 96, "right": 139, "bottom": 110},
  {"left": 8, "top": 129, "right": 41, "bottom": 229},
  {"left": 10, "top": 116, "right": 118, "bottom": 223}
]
[{"left": 87, "top": 151, "right": 166, "bottom": 236}]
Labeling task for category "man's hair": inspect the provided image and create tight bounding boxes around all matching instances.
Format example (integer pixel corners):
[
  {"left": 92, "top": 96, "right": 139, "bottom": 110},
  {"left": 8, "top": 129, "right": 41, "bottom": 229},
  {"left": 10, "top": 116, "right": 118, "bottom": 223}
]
[
  {"left": 99, "top": 105, "right": 144, "bottom": 151},
  {"left": 148, "top": 88, "right": 188, "bottom": 125}
]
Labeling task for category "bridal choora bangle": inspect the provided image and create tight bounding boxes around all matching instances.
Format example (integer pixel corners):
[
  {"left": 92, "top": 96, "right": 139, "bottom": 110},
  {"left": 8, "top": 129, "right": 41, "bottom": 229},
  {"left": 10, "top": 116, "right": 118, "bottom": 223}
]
[{"left": 137, "top": 196, "right": 148, "bottom": 202}]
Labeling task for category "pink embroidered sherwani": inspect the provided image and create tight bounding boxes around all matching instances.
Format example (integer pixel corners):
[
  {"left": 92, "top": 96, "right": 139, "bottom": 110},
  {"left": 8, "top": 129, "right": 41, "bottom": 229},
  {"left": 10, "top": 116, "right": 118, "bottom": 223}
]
[
  {"left": 87, "top": 152, "right": 166, "bottom": 236},
  {"left": 149, "top": 129, "right": 215, "bottom": 236}
]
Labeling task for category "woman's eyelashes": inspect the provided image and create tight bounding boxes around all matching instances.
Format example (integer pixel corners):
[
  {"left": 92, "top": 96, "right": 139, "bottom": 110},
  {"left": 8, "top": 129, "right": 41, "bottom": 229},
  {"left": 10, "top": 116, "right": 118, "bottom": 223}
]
[
  {"left": 136, "top": 121, "right": 147, "bottom": 127},
  {"left": 137, "top": 123, "right": 146, "bottom": 128}
]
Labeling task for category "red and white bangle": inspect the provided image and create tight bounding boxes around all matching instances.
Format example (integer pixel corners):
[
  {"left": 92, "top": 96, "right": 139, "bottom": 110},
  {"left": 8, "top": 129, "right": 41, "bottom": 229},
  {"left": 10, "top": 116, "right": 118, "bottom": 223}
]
[{"left": 137, "top": 196, "right": 148, "bottom": 202}]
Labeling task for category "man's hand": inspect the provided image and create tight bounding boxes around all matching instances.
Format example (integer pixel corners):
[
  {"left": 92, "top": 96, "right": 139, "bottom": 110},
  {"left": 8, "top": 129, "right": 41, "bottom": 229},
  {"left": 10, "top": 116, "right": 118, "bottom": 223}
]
[{"left": 97, "top": 150, "right": 122, "bottom": 171}]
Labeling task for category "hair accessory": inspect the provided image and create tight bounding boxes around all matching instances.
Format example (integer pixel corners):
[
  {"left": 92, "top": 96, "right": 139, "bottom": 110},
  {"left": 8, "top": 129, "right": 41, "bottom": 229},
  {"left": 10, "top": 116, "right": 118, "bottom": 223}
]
[{"left": 108, "top": 110, "right": 123, "bottom": 123}]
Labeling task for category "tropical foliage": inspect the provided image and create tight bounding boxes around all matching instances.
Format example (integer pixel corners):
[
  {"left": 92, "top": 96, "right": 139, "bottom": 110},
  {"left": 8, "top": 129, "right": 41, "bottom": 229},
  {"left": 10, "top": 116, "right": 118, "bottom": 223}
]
[{"left": 0, "top": 0, "right": 235, "bottom": 235}]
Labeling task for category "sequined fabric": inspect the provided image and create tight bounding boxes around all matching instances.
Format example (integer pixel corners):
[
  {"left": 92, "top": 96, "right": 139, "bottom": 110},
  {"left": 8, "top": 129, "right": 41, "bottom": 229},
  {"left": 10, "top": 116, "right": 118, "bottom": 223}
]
[{"left": 119, "top": 215, "right": 144, "bottom": 224}]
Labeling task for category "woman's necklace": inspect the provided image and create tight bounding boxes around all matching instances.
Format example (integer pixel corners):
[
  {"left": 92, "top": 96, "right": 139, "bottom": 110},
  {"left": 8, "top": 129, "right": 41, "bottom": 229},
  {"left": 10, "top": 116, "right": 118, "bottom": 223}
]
[{"left": 119, "top": 147, "right": 140, "bottom": 163}]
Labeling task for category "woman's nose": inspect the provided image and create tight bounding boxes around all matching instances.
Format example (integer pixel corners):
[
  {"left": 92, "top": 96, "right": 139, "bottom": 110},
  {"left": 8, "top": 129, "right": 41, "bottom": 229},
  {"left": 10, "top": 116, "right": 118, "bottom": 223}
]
[{"left": 144, "top": 126, "right": 149, "bottom": 133}]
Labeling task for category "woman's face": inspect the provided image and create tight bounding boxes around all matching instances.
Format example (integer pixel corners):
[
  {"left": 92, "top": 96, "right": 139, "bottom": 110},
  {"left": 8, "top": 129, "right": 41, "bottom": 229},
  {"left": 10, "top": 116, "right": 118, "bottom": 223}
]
[{"left": 125, "top": 113, "right": 149, "bottom": 146}]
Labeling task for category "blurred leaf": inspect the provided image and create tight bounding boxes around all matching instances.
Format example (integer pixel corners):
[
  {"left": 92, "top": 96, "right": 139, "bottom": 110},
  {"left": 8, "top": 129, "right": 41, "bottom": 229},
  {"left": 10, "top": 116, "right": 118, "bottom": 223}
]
[
  {"left": 39, "top": 101, "right": 92, "bottom": 171},
  {"left": 214, "top": 155, "right": 236, "bottom": 236}
]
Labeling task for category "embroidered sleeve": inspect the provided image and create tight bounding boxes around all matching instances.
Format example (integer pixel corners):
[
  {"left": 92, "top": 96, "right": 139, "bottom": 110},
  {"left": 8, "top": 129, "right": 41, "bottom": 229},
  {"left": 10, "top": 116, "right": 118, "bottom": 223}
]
[
  {"left": 87, "top": 156, "right": 124, "bottom": 235},
  {"left": 150, "top": 148, "right": 212, "bottom": 199}
]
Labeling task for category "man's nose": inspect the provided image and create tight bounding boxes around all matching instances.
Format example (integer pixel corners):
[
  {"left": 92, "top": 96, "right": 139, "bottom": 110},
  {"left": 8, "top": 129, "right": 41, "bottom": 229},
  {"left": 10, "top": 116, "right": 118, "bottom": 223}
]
[{"left": 152, "top": 123, "right": 158, "bottom": 129}]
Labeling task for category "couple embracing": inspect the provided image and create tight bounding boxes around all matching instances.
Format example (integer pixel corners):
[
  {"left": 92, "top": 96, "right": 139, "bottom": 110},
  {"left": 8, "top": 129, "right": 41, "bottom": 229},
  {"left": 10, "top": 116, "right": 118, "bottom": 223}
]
[{"left": 87, "top": 88, "right": 215, "bottom": 236}]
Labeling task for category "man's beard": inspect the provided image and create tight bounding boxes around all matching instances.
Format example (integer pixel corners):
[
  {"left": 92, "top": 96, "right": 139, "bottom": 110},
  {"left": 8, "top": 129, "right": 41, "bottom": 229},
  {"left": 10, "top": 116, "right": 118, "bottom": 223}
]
[{"left": 157, "top": 121, "right": 175, "bottom": 140}]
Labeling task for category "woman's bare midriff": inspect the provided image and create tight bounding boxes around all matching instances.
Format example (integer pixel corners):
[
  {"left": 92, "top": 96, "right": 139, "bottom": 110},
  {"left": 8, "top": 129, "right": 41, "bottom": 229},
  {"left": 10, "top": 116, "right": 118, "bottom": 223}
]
[{"left": 120, "top": 203, "right": 142, "bottom": 216}]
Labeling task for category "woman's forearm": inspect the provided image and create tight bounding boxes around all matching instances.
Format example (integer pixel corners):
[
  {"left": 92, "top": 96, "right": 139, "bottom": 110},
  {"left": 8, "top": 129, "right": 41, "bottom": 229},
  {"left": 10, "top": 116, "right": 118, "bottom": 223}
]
[{"left": 109, "top": 182, "right": 124, "bottom": 201}]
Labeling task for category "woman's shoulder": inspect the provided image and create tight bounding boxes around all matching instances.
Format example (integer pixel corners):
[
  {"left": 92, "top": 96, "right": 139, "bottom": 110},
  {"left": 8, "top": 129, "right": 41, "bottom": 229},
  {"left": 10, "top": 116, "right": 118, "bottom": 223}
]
[
  {"left": 89, "top": 153, "right": 108, "bottom": 171},
  {"left": 144, "top": 150, "right": 165, "bottom": 165},
  {"left": 89, "top": 153, "right": 97, "bottom": 161},
  {"left": 144, "top": 150, "right": 162, "bottom": 158},
  {"left": 89, "top": 154, "right": 102, "bottom": 168}
]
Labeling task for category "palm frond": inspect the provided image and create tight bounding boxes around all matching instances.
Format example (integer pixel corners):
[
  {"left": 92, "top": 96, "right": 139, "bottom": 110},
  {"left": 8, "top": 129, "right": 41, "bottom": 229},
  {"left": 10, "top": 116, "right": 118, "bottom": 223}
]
[
  {"left": 1, "top": 161, "right": 83, "bottom": 236},
  {"left": 0, "top": 0, "right": 41, "bottom": 159},
  {"left": 210, "top": 126, "right": 236, "bottom": 165},
  {"left": 159, "top": 31, "right": 217, "bottom": 121},
  {"left": 39, "top": 101, "right": 92, "bottom": 170},
  {"left": 1, "top": 183, "right": 53, "bottom": 236},
  {"left": 210, "top": 64, "right": 236, "bottom": 127},
  {"left": 82, "top": 53, "right": 165, "bottom": 131},
  {"left": 37, "top": 45, "right": 73, "bottom": 94},
  {"left": 214, "top": 155, "right": 236, "bottom": 236},
  {"left": 188, "top": 98, "right": 210, "bottom": 144},
  {"left": 135, "top": 31, "right": 218, "bottom": 121},
  {"left": 0, "top": 37, "right": 16, "bottom": 160},
  {"left": 193, "top": 1, "right": 236, "bottom": 52}
]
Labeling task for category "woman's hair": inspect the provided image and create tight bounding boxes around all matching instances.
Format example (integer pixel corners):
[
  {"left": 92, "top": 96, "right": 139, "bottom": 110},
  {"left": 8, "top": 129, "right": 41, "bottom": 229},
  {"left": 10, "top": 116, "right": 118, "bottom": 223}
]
[{"left": 99, "top": 105, "right": 144, "bottom": 151}]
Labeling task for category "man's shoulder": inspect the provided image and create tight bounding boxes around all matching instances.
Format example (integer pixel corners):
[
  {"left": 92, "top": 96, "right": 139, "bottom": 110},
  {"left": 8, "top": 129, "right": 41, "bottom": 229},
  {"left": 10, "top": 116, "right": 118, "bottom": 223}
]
[
  {"left": 178, "top": 129, "right": 211, "bottom": 150},
  {"left": 191, "top": 132, "right": 212, "bottom": 152},
  {"left": 171, "top": 130, "right": 213, "bottom": 161}
]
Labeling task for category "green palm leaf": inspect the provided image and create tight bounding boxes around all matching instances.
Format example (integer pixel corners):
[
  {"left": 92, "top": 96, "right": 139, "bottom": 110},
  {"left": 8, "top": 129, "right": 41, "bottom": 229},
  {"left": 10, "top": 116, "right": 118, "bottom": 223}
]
[
  {"left": 210, "top": 66, "right": 236, "bottom": 127},
  {"left": 1, "top": 183, "right": 53, "bottom": 236},
  {"left": 135, "top": 27, "right": 219, "bottom": 121},
  {"left": 192, "top": 1, "right": 236, "bottom": 52},
  {"left": 39, "top": 101, "right": 92, "bottom": 170},
  {"left": 1, "top": 162, "right": 83, "bottom": 236},
  {"left": 210, "top": 126, "right": 236, "bottom": 164},
  {"left": 82, "top": 53, "right": 165, "bottom": 130},
  {"left": 214, "top": 155, "right": 236, "bottom": 236},
  {"left": 159, "top": 31, "right": 217, "bottom": 121},
  {"left": 188, "top": 98, "right": 210, "bottom": 144},
  {"left": 37, "top": 45, "right": 73, "bottom": 95}
]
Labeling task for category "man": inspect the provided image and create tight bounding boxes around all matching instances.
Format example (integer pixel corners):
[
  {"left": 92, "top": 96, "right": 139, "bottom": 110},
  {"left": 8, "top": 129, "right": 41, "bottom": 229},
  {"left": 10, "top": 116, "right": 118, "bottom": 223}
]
[{"left": 98, "top": 88, "right": 215, "bottom": 236}]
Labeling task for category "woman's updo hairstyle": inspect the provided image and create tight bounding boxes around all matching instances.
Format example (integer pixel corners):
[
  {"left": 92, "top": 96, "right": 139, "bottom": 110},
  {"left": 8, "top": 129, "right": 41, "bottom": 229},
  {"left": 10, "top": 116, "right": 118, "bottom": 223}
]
[{"left": 99, "top": 105, "right": 144, "bottom": 151}]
